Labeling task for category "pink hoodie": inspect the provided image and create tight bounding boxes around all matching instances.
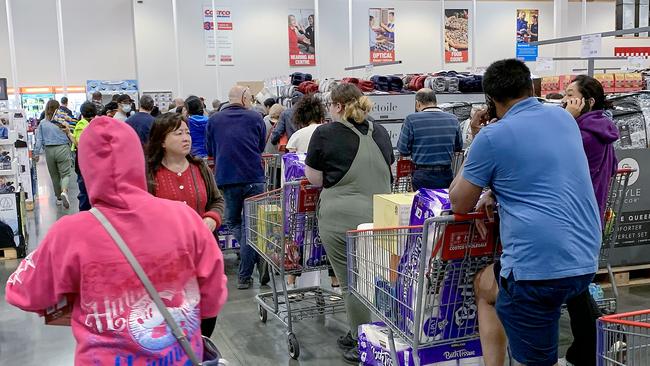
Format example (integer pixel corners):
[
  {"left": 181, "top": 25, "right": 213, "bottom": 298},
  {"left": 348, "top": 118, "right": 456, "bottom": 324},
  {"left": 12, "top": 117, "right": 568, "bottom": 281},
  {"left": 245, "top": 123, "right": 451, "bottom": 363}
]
[{"left": 5, "top": 116, "right": 228, "bottom": 365}]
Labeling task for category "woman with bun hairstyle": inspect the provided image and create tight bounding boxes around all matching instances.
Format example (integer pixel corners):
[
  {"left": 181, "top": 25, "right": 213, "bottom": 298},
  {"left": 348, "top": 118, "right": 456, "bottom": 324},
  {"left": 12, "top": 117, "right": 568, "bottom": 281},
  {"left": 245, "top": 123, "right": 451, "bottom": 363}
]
[{"left": 305, "top": 83, "right": 393, "bottom": 364}]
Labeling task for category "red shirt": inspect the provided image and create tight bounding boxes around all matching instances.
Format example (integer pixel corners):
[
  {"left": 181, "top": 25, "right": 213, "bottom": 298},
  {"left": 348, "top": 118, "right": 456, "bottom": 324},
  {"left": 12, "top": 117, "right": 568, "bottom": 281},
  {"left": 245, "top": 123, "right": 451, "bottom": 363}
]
[
  {"left": 154, "top": 164, "right": 208, "bottom": 215},
  {"left": 288, "top": 26, "right": 300, "bottom": 54}
]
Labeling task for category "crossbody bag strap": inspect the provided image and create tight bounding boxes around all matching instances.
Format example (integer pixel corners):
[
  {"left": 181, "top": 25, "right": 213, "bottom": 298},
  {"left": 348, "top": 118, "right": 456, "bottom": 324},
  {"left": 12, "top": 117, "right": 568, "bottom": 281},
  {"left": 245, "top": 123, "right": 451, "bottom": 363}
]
[
  {"left": 189, "top": 164, "right": 201, "bottom": 211},
  {"left": 89, "top": 208, "right": 203, "bottom": 366}
]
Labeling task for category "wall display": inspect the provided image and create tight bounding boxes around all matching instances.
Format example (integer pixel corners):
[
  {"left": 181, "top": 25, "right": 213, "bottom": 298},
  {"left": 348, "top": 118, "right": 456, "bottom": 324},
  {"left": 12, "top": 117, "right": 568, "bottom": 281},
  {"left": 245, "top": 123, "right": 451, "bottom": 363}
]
[
  {"left": 369, "top": 8, "right": 396, "bottom": 63},
  {"left": 203, "top": 6, "right": 235, "bottom": 66},
  {"left": 515, "top": 9, "right": 539, "bottom": 61},
  {"left": 288, "top": 9, "right": 316, "bottom": 67},
  {"left": 444, "top": 9, "right": 469, "bottom": 63},
  {"left": 143, "top": 91, "right": 173, "bottom": 112},
  {"left": 0, "top": 193, "right": 19, "bottom": 246}
]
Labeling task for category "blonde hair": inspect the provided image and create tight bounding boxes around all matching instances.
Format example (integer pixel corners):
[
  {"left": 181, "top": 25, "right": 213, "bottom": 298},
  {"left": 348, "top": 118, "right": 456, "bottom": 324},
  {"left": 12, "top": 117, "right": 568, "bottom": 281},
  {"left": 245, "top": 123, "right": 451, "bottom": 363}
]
[
  {"left": 331, "top": 83, "right": 373, "bottom": 124},
  {"left": 268, "top": 104, "right": 285, "bottom": 120}
]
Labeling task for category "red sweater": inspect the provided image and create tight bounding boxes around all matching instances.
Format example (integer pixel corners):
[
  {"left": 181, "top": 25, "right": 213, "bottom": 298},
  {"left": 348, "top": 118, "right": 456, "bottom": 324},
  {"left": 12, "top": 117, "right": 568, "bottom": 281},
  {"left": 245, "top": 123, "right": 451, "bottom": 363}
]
[{"left": 154, "top": 164, "right": 221, "bottom": 226}]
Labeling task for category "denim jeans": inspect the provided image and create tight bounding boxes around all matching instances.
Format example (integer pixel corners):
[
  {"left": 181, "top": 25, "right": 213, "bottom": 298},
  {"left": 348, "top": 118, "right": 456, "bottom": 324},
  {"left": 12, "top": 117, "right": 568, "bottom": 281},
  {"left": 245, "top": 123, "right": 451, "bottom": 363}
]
[
  {"left": 412, "top": 168, "right": 453, "bottom": 191},
  {"left": 77, "top": 173, "right": 91, "bottom": 211},
  {"left": 221, "top": 182, "right": 265, "bottom": 280}
]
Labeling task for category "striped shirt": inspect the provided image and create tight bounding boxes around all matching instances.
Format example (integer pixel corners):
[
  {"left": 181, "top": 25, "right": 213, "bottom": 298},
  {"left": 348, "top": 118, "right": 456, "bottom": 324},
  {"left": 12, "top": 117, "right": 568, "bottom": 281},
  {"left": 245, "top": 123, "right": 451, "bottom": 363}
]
[{"left": 397, "top": 108, "right": 463, "bottom": 166}]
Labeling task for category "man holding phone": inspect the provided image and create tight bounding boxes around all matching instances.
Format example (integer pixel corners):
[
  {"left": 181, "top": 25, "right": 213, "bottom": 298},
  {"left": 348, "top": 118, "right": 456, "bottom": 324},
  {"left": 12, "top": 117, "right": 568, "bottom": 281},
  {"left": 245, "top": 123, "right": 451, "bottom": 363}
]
[{"left": 449, "top": 59, "right": 601, "bottom": 366}]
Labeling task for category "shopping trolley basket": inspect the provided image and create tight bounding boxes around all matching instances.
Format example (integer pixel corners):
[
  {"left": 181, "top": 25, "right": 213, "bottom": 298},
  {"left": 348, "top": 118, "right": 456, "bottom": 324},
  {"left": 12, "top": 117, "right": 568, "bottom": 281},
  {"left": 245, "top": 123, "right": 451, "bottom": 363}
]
[
  {"left": 451, "top": 151, "right": 465, "bottom": 178},
  {"left": 597, "top": 309, "right": 650, "bottom": 365},
  {"left": 244, "top": 180, "right": 345, "bottom": 359},
  {"left": 392, "top": 154, "right": 415, "bottom": 193},
  {"left": 347, "top": 212, "right": 500, "bottom": 366},
  {"left": 597, "top": 168, "right": 636, "bottom": 314},
  {"left": 262, "top": 153, "right": 280, "bottom": 192}
]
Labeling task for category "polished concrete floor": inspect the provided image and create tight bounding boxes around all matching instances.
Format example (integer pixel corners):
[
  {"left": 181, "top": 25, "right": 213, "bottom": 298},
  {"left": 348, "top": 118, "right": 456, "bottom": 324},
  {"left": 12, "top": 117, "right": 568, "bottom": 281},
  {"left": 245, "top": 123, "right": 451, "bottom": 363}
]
[{"left": 1, "top": 160, "right": 650, "bottom": 365}]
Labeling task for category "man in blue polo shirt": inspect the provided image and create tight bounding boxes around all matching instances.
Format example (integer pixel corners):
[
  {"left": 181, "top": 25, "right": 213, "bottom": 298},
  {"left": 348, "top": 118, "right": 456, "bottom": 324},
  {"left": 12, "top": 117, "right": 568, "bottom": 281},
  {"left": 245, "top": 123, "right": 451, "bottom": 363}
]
[
  {"left": 449, "top": 59, "right": 601, "bottom": 366},
  {"left": 206, "top": 85, "right": 266, "bottom": 290},
  {"left": 397, "top": 88, "right": 462, "bottom": 189}
]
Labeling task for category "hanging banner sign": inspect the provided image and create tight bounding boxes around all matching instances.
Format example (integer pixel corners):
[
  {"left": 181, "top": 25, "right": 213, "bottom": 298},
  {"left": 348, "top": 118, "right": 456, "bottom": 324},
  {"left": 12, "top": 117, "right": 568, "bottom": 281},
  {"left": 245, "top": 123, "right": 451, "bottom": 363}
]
[
  {"left": 369, "top": 8, "right": 395, "bottom": 63},
  {"left": 444, "top": 9, "right": 469, "bottom": 63},
  {"left": 515, "top": 9, "right": 539, "bottom": 61},
  {"left": 203, "top": 5, "right": 234, "bottom": 66},
  {"left": 288, "top": 9, "right": 316, "bottom": 67}
]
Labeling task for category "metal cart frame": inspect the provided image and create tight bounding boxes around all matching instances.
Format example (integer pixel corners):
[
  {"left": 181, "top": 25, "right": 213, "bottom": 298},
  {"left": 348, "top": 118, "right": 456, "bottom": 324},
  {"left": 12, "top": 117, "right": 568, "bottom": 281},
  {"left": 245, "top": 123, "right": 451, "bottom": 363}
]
[
  {"left": 244, "top": 180, "right": 345, "bottom": 359},
  {"left": 598, "top": 309, "right": 650, "bottom": 365},
  {"left": 347, "top": 212, "right": 500, "bottom": 366}
]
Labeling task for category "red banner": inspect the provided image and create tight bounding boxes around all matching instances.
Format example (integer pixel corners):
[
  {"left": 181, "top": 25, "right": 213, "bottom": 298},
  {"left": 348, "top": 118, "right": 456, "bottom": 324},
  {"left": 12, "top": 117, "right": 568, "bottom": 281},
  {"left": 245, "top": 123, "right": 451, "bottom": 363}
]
[
  {"left": 444, "top": 9, "right": 469, "bottom": 63},
  {"left": 369, "top": 8, "right": 395, "bottom": 63},
  {"left": 288, "top": 9, "right": 316, "bottom": 67}
]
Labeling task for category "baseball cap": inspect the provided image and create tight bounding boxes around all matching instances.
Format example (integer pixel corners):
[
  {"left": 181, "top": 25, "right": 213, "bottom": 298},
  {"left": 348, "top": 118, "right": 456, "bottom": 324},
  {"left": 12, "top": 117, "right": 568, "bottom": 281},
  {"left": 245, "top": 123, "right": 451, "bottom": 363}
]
[{"left": 116, "top": 94, "right": 133, "bottom": 104}]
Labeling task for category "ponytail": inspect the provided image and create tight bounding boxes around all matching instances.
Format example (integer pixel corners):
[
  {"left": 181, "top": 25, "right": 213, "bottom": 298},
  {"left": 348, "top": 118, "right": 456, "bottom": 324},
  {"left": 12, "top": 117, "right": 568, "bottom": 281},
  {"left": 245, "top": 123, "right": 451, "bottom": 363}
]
[{"left": 342, "top": 96, "right": 372, "bottom": 124}]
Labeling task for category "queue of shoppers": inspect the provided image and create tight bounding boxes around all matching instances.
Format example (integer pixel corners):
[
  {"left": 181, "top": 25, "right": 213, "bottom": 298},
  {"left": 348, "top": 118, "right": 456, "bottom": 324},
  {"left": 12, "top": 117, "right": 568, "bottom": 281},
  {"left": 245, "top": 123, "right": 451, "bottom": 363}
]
[{"left": 6, "top": 59, "right": 620, "bottom": 365}]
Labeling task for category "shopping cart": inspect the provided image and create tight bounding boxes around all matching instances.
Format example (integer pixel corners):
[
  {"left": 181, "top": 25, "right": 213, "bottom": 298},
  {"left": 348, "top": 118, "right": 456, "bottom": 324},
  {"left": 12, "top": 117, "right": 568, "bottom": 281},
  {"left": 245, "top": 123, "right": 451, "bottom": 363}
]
[
  {"left": 244, "top": 180, "right": 345, "bottom": 359},
  {"left": 597, "top": 168, "right": 636, "bottom": 314},
  {"left": 262, "top": 153, "right": 281, "bottom": 192},
  {"left": 597, "top": 309, "right": 650, "bottom": 365},
  {"left": 451, "top": 151, "right": 465, "bottom": 178},
  {"left": 347, "top": 212, "right": 500, "bottom": 366},
  {"left": 392, "top": 154, "right": 414, "bottom": 193}
]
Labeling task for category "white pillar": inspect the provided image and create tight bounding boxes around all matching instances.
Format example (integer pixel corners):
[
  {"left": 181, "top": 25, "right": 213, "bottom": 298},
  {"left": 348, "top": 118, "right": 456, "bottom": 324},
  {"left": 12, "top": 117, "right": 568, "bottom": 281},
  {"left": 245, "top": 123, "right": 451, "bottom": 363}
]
[
  {"left": 348, "top": 0, "right": 353, "bottom": 67},
  {"left": 171, "top": 0, "right": 182, "bottom": 97},
  {"left": 211, "top": 0, "right": 222, "bottom": 100},
  {"left": 5, "top": 0, "right": 19, "bottom": 104},
  {"left": 55, "top": 0, "right": 68, "bottom": 96},
  {"left": 553, "top": 0, "right": 570, "bottom": 72},
  {"left": 314, "top": 0, "right": 321, "bottom": 79}
]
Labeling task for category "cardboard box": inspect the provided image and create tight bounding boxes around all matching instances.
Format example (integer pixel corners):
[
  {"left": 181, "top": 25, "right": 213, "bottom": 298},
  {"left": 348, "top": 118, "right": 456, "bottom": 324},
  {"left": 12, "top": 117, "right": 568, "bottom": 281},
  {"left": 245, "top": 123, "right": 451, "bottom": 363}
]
[
  {"left": 595, "top": 73, "right": 615, "bottom": 93},
  {"left": 626, "top": 73, "right": 643, "bottom": 92},
  {"left": 374, "top": 193, "right": 416, "bottom": 229}
]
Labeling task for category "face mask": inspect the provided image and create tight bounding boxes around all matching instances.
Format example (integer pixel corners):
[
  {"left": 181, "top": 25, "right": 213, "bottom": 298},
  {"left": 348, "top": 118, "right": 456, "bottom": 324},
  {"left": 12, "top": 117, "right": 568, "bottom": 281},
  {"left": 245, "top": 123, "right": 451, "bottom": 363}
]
[{"left": 122, "top": 104, "right": 132, "bottom": 113}]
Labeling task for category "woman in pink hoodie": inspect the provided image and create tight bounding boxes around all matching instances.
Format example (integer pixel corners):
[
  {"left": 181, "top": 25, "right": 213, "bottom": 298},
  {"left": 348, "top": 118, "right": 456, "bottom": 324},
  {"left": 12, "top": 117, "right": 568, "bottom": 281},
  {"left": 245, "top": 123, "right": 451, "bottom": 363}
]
[{"left": 5, "top": 116, "right": 228, "bottom": 365}]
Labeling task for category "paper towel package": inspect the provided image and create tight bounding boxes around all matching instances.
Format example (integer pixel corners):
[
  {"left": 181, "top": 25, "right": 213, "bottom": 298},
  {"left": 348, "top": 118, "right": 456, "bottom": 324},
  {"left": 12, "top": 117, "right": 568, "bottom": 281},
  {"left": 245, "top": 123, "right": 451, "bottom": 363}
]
[
  {"left": 217, "top": 228, "right": 239, "bottom": 250},
  {"left": 409, "top": 189, "right": 450, "bottom": 226},
  {"left": 283, "top": 183, "right": 325, "bottom": 268},
  {"left": 358, "top": 322, "right": 484, "bottom": 366}
]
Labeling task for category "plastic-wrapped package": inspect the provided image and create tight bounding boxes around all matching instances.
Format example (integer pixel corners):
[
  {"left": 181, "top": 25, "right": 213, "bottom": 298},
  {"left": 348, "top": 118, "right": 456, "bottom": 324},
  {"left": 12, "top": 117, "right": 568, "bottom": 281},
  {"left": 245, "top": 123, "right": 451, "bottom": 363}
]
[
  {"left": 281, "top": 153, "right": 307, "bottom": 186},
  {"left": 358, "top": 322, "right": 484, "bottom": 366},
  {"left": 609, "top": 94, "right": 648, "bottom": 149}
]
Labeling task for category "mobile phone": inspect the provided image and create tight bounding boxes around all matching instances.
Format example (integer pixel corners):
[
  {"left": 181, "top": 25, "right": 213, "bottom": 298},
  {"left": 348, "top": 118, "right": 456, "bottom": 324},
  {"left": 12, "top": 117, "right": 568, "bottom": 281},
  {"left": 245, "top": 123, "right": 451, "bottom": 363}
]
[{"left": 485, "top": 95, "right": 498, "bottom": 120}]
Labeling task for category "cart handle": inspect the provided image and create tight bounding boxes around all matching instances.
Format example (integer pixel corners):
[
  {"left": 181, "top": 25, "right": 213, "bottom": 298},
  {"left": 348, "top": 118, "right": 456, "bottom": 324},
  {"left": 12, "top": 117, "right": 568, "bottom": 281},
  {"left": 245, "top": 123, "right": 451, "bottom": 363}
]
[
  {"left": 616, "top": 168, "right": 636, "bottom": 174},
  {"left": 451, "top": 211, "right": 494, "bottom": 222}
]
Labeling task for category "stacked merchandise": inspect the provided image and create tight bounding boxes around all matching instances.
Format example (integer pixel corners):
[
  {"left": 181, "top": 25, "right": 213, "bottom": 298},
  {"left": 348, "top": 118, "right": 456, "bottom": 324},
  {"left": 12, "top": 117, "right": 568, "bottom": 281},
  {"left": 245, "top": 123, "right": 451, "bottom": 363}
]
[
  {"left": 359, "top": 322, "right": 483, "bottom": 366},
  {"left": 541, "top": 73, "right": 645, "bottom": 96},
  {"left": 636, "top": 91, "right": 650, "bottom": 138},
  {"left": 608, "top": 94, "right": 648, "bottom": 149}
]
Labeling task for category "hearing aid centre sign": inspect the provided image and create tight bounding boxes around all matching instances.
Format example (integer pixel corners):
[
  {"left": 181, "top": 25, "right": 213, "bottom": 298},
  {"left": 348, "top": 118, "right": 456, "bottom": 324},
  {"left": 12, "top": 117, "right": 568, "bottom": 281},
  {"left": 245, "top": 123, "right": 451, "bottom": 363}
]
[
  {"left": 203, "top": 6, "right": 235, "bottom": 66},
  {"left": 610, "top": 149, "right": 650, "bottom": 266}
]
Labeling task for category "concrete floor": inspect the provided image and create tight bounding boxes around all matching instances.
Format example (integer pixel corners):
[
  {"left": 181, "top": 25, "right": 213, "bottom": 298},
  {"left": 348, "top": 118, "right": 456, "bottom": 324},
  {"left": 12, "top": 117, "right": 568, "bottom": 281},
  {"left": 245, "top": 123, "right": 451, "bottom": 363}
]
[{"left": 1, "top": 160, "right": 650, "bottom": 365}]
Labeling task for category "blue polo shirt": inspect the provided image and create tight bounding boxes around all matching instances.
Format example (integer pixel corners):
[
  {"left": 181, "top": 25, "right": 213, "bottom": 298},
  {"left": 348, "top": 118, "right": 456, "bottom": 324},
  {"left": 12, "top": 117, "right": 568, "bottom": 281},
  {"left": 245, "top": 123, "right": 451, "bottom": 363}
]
[{"left": 463, "top": 98, "right": 601, "bottom": 281}]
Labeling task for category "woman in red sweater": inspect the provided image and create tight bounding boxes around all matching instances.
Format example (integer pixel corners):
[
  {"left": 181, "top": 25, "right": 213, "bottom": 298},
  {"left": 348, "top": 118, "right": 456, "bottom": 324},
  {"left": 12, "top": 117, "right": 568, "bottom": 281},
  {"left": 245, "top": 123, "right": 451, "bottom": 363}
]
[{"left": 147, "top": 113, "right": 225, "bottom": 237}]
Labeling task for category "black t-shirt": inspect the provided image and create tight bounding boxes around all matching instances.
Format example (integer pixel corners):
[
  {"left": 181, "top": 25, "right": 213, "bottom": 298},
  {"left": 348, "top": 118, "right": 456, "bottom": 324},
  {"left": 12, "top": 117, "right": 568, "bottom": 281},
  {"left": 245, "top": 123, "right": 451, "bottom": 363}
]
[{"left": 306, "top": 120, "right": 395, "bottom": 188}]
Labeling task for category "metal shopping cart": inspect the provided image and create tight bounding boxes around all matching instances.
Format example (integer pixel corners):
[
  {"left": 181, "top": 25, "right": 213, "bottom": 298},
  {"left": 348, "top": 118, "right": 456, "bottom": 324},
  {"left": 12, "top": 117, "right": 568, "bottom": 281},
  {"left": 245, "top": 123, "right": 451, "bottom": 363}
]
[
  {"left": 392, "top": 154, "right": 415, "bottom": 193},
  {"left": 244, "top": 180, "right": 345, "bottom": 359},
  {"left": 451, "top": 151, "right": 465, "bottom": 178},
  {"left": 347, "top": 212, "right": 500, "bottom": 366},
  {"left": 597, "top": 309, "right": 650, "bottom": 365},
  {"left": 262, "top": 153, "right": 281, "bottom": 192},
  {"left": 597, "top": 168, "right": 636, "bottom": 314}
]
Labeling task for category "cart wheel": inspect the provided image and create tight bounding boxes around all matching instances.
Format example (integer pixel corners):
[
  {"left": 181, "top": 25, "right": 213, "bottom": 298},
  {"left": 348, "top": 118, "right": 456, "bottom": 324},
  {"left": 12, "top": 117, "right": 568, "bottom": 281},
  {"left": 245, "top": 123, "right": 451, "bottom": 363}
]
[
  {"left": 287, "top": 333, "right": 300, "bottom": 359},
  {"left": 258, "top": 305, "right": 267, "bottom": 323},
  {"left": 316, "top": 294, "right": 326, "bottom": 309}
]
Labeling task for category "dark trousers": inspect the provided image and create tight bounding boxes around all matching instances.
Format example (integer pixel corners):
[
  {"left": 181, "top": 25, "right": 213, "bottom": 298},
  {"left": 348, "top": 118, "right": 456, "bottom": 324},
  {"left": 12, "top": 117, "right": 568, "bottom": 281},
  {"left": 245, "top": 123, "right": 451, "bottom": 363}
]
[
  {"left": 221, "top": 182, "right": 265, "bottom": 280},
  {"left": 75, "top": 152, "right": 91, "bottom": 211},
  {"left": 412, "top": 167, "right": 453, "bottom": 191},
  {"left": 565, "top": 290, "right": 602, "bottom": 366}
]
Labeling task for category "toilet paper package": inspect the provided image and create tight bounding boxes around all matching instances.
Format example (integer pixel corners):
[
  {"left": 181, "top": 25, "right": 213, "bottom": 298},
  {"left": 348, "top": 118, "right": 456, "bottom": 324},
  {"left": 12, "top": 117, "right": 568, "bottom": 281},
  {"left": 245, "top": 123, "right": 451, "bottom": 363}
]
[
  {"left": 283, "top": 183, "right": 325, "bottom": 268},
  {"left": 217, "top": 228, "right": 239, "bottom": 250},
  {"left": 394, "top": 189, "right": 450, "bottom": 339},
  {"left": 282, "top": 153, "right": 307, "bottom": 185},
  {"left": 358, "top": 322, "right": 484, "bottom": 366}
]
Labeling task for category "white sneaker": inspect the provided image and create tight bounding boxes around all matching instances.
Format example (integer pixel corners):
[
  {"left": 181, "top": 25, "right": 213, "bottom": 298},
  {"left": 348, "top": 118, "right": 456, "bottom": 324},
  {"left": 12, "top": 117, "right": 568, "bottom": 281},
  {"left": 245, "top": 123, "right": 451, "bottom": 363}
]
[
  {"left": 332, "top": 286, "right": 342, "bottom": 295},
  {"left": 60, "top": 192, "right": 70, "bottom": 209},
  {"left": 558, "top": 358, "right": 574, "bottom": 366},
  {"left": 286, "top": 283, "right": 296, "bottom": 291},
  {"left": 56, "top": 199, "right": 63, "bottom": 206}
]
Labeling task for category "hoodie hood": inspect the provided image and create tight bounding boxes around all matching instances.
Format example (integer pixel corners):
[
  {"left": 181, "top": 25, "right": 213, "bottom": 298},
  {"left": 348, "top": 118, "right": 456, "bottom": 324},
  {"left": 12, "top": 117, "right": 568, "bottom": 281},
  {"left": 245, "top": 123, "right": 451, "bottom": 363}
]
[
  {"left": 576, "top": 110, "right": 620, "bottom": 144},
  {"left": 78, "top": 116, "right": 148, "bottom": 208}
]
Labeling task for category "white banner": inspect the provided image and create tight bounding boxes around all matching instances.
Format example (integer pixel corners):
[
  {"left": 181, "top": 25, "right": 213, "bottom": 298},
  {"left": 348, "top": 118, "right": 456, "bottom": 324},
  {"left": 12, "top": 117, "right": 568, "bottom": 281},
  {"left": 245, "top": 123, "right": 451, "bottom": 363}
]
[
  {"left": 367, "top": 94, "right": 416, "bottom": 121},
  {"left": 203, "top": 5, "right": 234, "bottom": 66}
]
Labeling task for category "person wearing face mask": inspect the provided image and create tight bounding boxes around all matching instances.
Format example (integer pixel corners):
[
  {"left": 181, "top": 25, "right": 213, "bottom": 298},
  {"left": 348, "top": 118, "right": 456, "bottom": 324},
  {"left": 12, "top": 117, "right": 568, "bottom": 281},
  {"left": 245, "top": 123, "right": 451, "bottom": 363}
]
[
  {"left": 397, "top": 88, "right": 463, "bottom": 190},
  {"left": 560, "top": 75, "right": 619, "bottom": 366},
  {"left": 206, "top": 85, "right": 267, "bottom": 290},
  {"left": 113, "top": 94, "right": 133, "bottom": 122},
  {"left": 305, "top": 83, "right": 393, "bottom": 364}
]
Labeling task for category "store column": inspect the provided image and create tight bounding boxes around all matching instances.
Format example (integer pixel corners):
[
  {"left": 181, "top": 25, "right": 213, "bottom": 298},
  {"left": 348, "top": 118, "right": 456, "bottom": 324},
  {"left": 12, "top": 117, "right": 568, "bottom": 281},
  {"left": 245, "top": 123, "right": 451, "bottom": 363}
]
[{"left": 553, "top": 0, "right": 570, "bottom": 71}]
